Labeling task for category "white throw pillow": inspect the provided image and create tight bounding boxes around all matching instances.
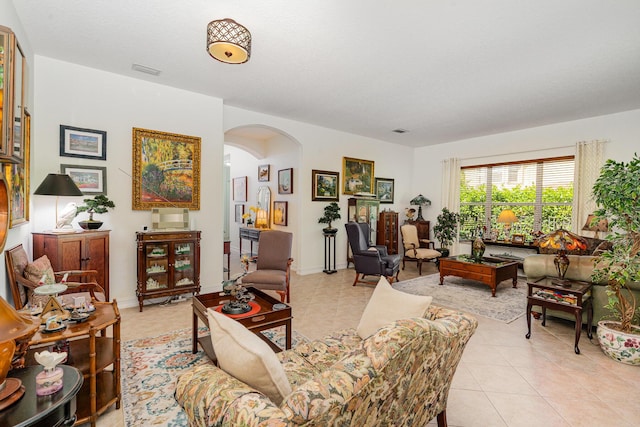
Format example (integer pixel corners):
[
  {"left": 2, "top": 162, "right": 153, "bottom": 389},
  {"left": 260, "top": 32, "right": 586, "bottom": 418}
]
[
  {"left": 207, "top": 308, "right": 292, "bottom": 404},
  {"left": 356, "top": 276, "right": 433, "bottom": 339}
]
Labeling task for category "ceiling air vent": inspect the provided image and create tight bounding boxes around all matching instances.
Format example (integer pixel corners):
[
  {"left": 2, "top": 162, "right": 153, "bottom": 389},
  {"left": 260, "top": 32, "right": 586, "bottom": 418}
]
[
  {"left": 132, "top": 63, "right": 162, "bottom": 76},
  {"left": 392, "top": 129, "right": 408, "bottom": 134}
]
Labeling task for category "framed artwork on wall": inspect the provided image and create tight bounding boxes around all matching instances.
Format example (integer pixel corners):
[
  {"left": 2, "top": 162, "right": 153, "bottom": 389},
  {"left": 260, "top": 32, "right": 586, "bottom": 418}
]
[
  {"left": 278, "top": 168, "right": 293, "bottom": 194},
  {"left": 4, "top": 109, "right": 30, "bottom": 228},
  {"left": 258, "top": 164, "right": 270, "bottom": 182},
  {"left": 132, "top": 127, "right": 201, "bottom": 210},
  {"left": 511, "top": 233, "right": 525, "bottom": 244},
  {"left": 61, "top": 164, "right": 107, "bottom": 195},
  {"left": 342, "top": 157, "right": 374, "bottom": 195},
  {"left": 233, "top": 176, "right": 248, "bottom": 201},
  {"left": 375, "top": 177, "right": 394, "bottom": 204},
  {"left": 311, "top": 169, "right": 339, "bottom": 201},
  {"left": 235, "top": 204, "right": 245, "bottom": 223},
  {"left": 273, "top": 201, "right": 288, "bottom": 226},
  {"left": 60, "top": 125, "right": 107, "bottom": 160}
]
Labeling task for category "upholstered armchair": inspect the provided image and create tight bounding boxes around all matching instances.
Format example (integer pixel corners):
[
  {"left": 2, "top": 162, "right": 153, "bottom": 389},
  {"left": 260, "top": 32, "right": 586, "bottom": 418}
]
[
  {"left": 241, "top": 230, "right": 293, "bottom": 303},
  {"left": 401, "top": 224, "right": 442, "bottom": 275},
  {"left": 345, "top": 222, "right": 401, "bottom": 286}
]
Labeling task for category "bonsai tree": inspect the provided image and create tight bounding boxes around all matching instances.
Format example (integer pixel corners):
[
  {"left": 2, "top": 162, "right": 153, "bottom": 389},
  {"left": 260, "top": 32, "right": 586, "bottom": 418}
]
[
  {"left": 318, "top": 202, "right": 341, "bottom": 233},
  {"left": 591, "top": 154, "right": 640, "bottom": 333},
  {"left": 76, "top": 195, "right": 115, "bottom": 222},
  {"left": 433, "top": 207, "right": 460, "bottom": 250}
]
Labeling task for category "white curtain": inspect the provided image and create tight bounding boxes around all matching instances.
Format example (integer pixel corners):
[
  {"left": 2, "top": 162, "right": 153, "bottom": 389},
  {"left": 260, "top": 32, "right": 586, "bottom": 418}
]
[
  {"left": 441, "top": 158, "right": 461, "bottom": 253},
  {"left": 572, "top": 140, "right": 605, "bottom": 234}
]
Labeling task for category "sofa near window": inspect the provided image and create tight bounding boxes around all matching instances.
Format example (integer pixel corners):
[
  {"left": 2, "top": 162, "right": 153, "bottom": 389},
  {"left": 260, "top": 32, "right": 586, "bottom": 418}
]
[{"left": 175, "top": 306, "right": 477, "bottom": 427}]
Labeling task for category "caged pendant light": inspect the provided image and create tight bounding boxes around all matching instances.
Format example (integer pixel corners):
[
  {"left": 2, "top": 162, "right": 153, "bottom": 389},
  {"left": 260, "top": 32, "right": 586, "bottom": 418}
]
[{"left": 206, "top": 18, "right": 252, "bottom": 64}]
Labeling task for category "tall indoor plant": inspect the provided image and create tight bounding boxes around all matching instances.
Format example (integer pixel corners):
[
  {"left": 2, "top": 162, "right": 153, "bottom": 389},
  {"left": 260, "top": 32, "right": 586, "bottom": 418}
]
[
  {"left": 318, "top": 202, "right": 341, "bottom": 234},
  {"left": 433, "top": 207, "right": 460, "bottom": 257},
  {"left": 591, "top": 154, "right": 640, "bottom": 364}
]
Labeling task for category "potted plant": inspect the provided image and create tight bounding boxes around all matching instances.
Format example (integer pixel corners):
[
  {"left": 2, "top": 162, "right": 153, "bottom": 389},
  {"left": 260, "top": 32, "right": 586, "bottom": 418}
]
[
  {"left": 433, "top": 207, "right": 460, "bottom": 257},
  {"left": 591, "top": 154, "right": 640, "bottom": 365},
  {"left": 76, "top": 195, "right": 115, "bottom": 230},
  {"left": 318, "top": 202, "right": 341, "bottom": 234}
]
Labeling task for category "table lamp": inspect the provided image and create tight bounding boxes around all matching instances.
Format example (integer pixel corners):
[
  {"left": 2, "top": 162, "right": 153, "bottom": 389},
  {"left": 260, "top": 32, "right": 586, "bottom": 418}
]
[
  {"left": 409, "top": 194, "right": 431, "bottom": 221},
  {"left": 581, "top": 214, "right": 609, "bottom": 239},
  {"left": 497, "top": 209, "right": 518, "bottom": 241},
  {"left": 255, "top": 209, "right": 268, "bottom": 228},
  {"left": 34, "top": 173, "right": 83, "bottom": 231},
  {"left": 537, "top": 229, "right": 587, "bottom": 283}
]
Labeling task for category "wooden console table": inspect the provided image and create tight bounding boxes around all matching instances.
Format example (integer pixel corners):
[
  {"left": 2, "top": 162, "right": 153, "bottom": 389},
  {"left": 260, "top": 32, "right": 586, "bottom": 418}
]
[{"left": 239, "top": 227, "right": 268, "bottom": 257}]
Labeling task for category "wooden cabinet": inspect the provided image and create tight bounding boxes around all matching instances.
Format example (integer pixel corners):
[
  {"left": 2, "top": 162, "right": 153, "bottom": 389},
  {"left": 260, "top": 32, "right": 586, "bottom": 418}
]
[
  {"left": 25, "top": 301, "right": 121, "bottom": 427},
  {"left": 377, "top": 210, "right": 399, "bottom": 254},
  {"left": 136, "top": 230, "right": 201, "bottom": 312},
  {"left": 347, "top": 197, "right": 380, "bottom": 266},
  {"left": 33, "top": 230, "right": 110, "bottom": 300}
]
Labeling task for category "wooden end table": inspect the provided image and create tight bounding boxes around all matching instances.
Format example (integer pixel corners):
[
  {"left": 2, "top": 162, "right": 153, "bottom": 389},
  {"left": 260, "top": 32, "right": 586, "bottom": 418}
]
[
  {"left": 439, "top": 256, "right": 518, "bottom": 297},
  {"left": 525, "top": 276, "right": 593, "bottom": 354},
  {"left": 192, "top": 287, "right": 292, "bottom": 361}
]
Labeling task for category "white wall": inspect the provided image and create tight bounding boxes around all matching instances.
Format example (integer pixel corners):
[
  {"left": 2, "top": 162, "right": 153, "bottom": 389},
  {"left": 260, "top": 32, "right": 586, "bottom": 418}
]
[
  {"left": 414, "top": 108, "right": 640, "bottom": 236},
  {"left": 0, "top": 1, "right": 35, "bottom": 301},
  {"left": 31, "top": 57, "right": 224, "bottom": 308}
]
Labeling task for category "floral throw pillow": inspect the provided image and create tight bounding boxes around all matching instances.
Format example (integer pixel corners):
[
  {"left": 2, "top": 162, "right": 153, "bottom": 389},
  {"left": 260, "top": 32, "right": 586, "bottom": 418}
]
[{"left": 24, "top": 255, "right": 56, "bottom": 285}]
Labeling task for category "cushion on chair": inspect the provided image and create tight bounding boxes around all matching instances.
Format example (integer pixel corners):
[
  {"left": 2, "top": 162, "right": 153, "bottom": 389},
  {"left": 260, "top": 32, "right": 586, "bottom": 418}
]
[
  {"left": 24, "top": 255, "right": 55, "bottom": 285},
  {"left": 407, "top": 248, "right": 441, "bottom": 260},
  {"left": 242, "top": 270, "right": 286, "bottom": 289},
  {"left": 356, "top": 277, "right": 432, "bottom": 339},
  {"left": 207, "top": 308, "right": 292, "bottom": 404}
]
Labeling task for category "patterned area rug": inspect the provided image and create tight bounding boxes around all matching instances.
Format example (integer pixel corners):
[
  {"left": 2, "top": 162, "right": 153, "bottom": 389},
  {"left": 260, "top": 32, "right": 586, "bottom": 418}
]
[
  {"left": 122, "top": 326, "right": 305, "bottom": 427},
  {"left": 394, "top": 273, "right": 528, "bottom": 323}
]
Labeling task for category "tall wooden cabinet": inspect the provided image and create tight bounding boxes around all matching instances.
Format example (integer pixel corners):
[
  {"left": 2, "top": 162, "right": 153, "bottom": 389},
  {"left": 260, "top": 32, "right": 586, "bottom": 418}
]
[
  {"left": 377, "top": 210, "right": 399, "bottom": 254},
  {"left": 136, "top": 230, "right": 201, "bottom": 312},
  {"left": 33, "top": 230, "right": 110, "bottom": 300},
  {"left": 347, "top": 197, "right": 380, "bottom": 266}
]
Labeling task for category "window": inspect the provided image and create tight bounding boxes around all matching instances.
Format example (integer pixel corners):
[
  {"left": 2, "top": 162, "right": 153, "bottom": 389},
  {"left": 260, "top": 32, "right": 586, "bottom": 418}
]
[{"left": 459, "top": 157, "right": 575, "bottom": 240}]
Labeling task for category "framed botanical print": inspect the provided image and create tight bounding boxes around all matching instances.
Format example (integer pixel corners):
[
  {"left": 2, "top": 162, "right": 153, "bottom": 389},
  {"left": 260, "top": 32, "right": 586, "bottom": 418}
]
[
  {"left": 60, "top": 125, "right": 107, "bottom": 160},
  {"left": 311, "top": 169, "right": 339, "bottom": 201},
  {"left": 278, "top": 168, "right": 293, "bottom": 194},
  {"left": 132, "top": 127, "right": 201, "bottom": 210},
  {"left": 61, "top": 164, "right": 107, "bottom": 195},
  {"left": 342, "top": 157, "right": 374, "bottom": 195},
  {"left": 233, "top": 176, "right": 248, "bottom": 202},
  {"left": 273, "top": 201, "right": 288, "bottom": 226},
  {"left": 375, "top": 177, "right": 394, "bottom": 204},
  {"left": 258, "top": 164, "right": 270, "bottom": 182},
  {"left": 235, "top": 204, "right": 245, "bottom": 223}
]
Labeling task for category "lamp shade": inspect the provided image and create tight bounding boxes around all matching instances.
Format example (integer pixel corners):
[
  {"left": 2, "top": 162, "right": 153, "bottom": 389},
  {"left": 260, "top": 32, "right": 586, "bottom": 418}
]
[
  {"left": 410, "top": 194, "right": 431, "bottom": 206},
  {"left": 497, "top": 209, "right": 518, "bottom": 224},
  {"left": 582, "top": 214, "right": 609, "bottom": 238},
  {"left": 34, "top": 174, "right": 83, "bottom": 196},
  {"left": 207, "top": 19, "right": 251, "bottom": 64}
]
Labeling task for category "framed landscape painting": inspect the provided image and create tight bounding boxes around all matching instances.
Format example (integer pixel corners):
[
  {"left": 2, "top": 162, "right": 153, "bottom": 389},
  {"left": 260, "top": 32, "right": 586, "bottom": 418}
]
[
  {"left": 342, "top": 157, "right": 374, "bottom": 195},
  {"left": 61, "top": 164, "right": 107, "bottom": 195},
  {"left": 375, "top": 177, "right": 394, "bottom": 203},
  {"left": 60, "top": 125, "right": 107, "bottom": 160},
  {"left": 132, "top": 127, "right": 201, "bottom": 210},
  {"left": 311, "top": 169, "right": 339, "bottom": 201}
]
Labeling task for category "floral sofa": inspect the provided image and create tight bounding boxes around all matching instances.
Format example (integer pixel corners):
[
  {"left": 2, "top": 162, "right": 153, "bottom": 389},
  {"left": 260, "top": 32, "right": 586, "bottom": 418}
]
[{"left": 175, "top": 306, "right": 477, "bottom": 426}]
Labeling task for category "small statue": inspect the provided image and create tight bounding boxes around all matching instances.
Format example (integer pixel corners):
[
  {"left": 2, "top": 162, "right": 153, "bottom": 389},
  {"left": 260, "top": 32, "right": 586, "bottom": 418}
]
[{"left": 35, "top": 350, "right": 67, "bottom": 396}]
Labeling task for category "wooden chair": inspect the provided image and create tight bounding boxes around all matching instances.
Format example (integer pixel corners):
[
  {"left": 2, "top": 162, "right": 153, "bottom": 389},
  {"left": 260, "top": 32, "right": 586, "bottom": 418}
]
[
  {"left": 4, "top": 244, "right": 105, "bottom": 310},
  {"left": 400, "top": 224, "right": 442, "bottom": 275},
  {"left": 241, "top": 231, "right": 293, "bottom": 303}
]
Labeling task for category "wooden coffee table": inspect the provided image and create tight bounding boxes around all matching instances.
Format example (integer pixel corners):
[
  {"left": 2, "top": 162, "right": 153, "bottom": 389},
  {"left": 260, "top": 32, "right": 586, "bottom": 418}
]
[
  {"left": 192, "top": 287, "right": 292, "bottom": 361},
  {"left": 439, "top": 256, "right": 518, "bottom": 297}
]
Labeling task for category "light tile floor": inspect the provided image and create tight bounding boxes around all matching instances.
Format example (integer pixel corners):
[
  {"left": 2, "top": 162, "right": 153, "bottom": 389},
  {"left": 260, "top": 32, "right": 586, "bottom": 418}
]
[{"left": 97, "top": 258, "right": 640, "bottom": 426}]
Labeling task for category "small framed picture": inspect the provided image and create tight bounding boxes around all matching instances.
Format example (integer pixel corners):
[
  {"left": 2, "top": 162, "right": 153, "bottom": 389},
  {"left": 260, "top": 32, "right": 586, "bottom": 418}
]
[
  {"left": 311, "top": 169, "right": 339, "bottom": 201},
  {"left": 273, "top": 201, "right": 288, "bottom": 226},
  {"left": 375, "top": 177, "right": 394, "bottom": 204},
  {"left": 258, "top": 164, "right": 270, "bottom": 182},
  {"left": 61, "top": 164, "right": 107, "bottom": 195},
  {"left": 278, "top": 168, "right": 293, "bottom": 194},
  {"left": 60, "top": 125, "right": 107, "bottom": 160},
  {"left": 235, "top": 204, "right": 245, "bottom": 223},
  {"left": 511, "top": 234, "right": 525, "bottom": 244},
  {"left": 233, "top": 176, "right": 247, "bottom": 201}
]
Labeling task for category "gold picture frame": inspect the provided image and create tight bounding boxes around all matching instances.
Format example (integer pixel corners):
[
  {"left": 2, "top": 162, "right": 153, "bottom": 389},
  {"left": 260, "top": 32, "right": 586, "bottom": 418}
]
[
  {"left": 342, "top": 157, "right": 374, "bottom": 195},
  {"left": 132, "top": 127, "right": 201, "bottom": 210},
  {"left": 511, "top": 233, "right": 525, "bottom": 244},
  {"left": 4, "top": 108, "right": 30, "bottom": 228}
]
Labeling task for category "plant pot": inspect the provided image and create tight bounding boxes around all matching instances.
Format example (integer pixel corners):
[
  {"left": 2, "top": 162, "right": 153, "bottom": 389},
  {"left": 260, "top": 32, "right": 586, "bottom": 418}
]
[
  {"left": 79, "top": 220, "right": 103, "bottom": 230},
  {"left": 596, "top": 320, "right": 640, "bottom": 365},
  {"left": 323, "top": 227, "right": 338, "bottom": 235},
  {"left": 437, "top": 248, "right": 450, "bottom": 258}
]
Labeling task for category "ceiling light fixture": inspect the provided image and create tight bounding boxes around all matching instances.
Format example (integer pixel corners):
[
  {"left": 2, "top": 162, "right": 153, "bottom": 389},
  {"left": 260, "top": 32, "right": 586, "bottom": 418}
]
[{"left": 207, "top": 18, "right": 251, "bottom": 64}]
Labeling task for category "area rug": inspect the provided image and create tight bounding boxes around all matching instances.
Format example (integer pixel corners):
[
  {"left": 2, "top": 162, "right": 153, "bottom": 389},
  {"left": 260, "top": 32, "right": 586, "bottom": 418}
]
[
  {"left": 394, "top": 273, "right": 528, "bottom": 323},
  {"left": 122, "top": 326, "right": 306, "bottom": 427}
]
